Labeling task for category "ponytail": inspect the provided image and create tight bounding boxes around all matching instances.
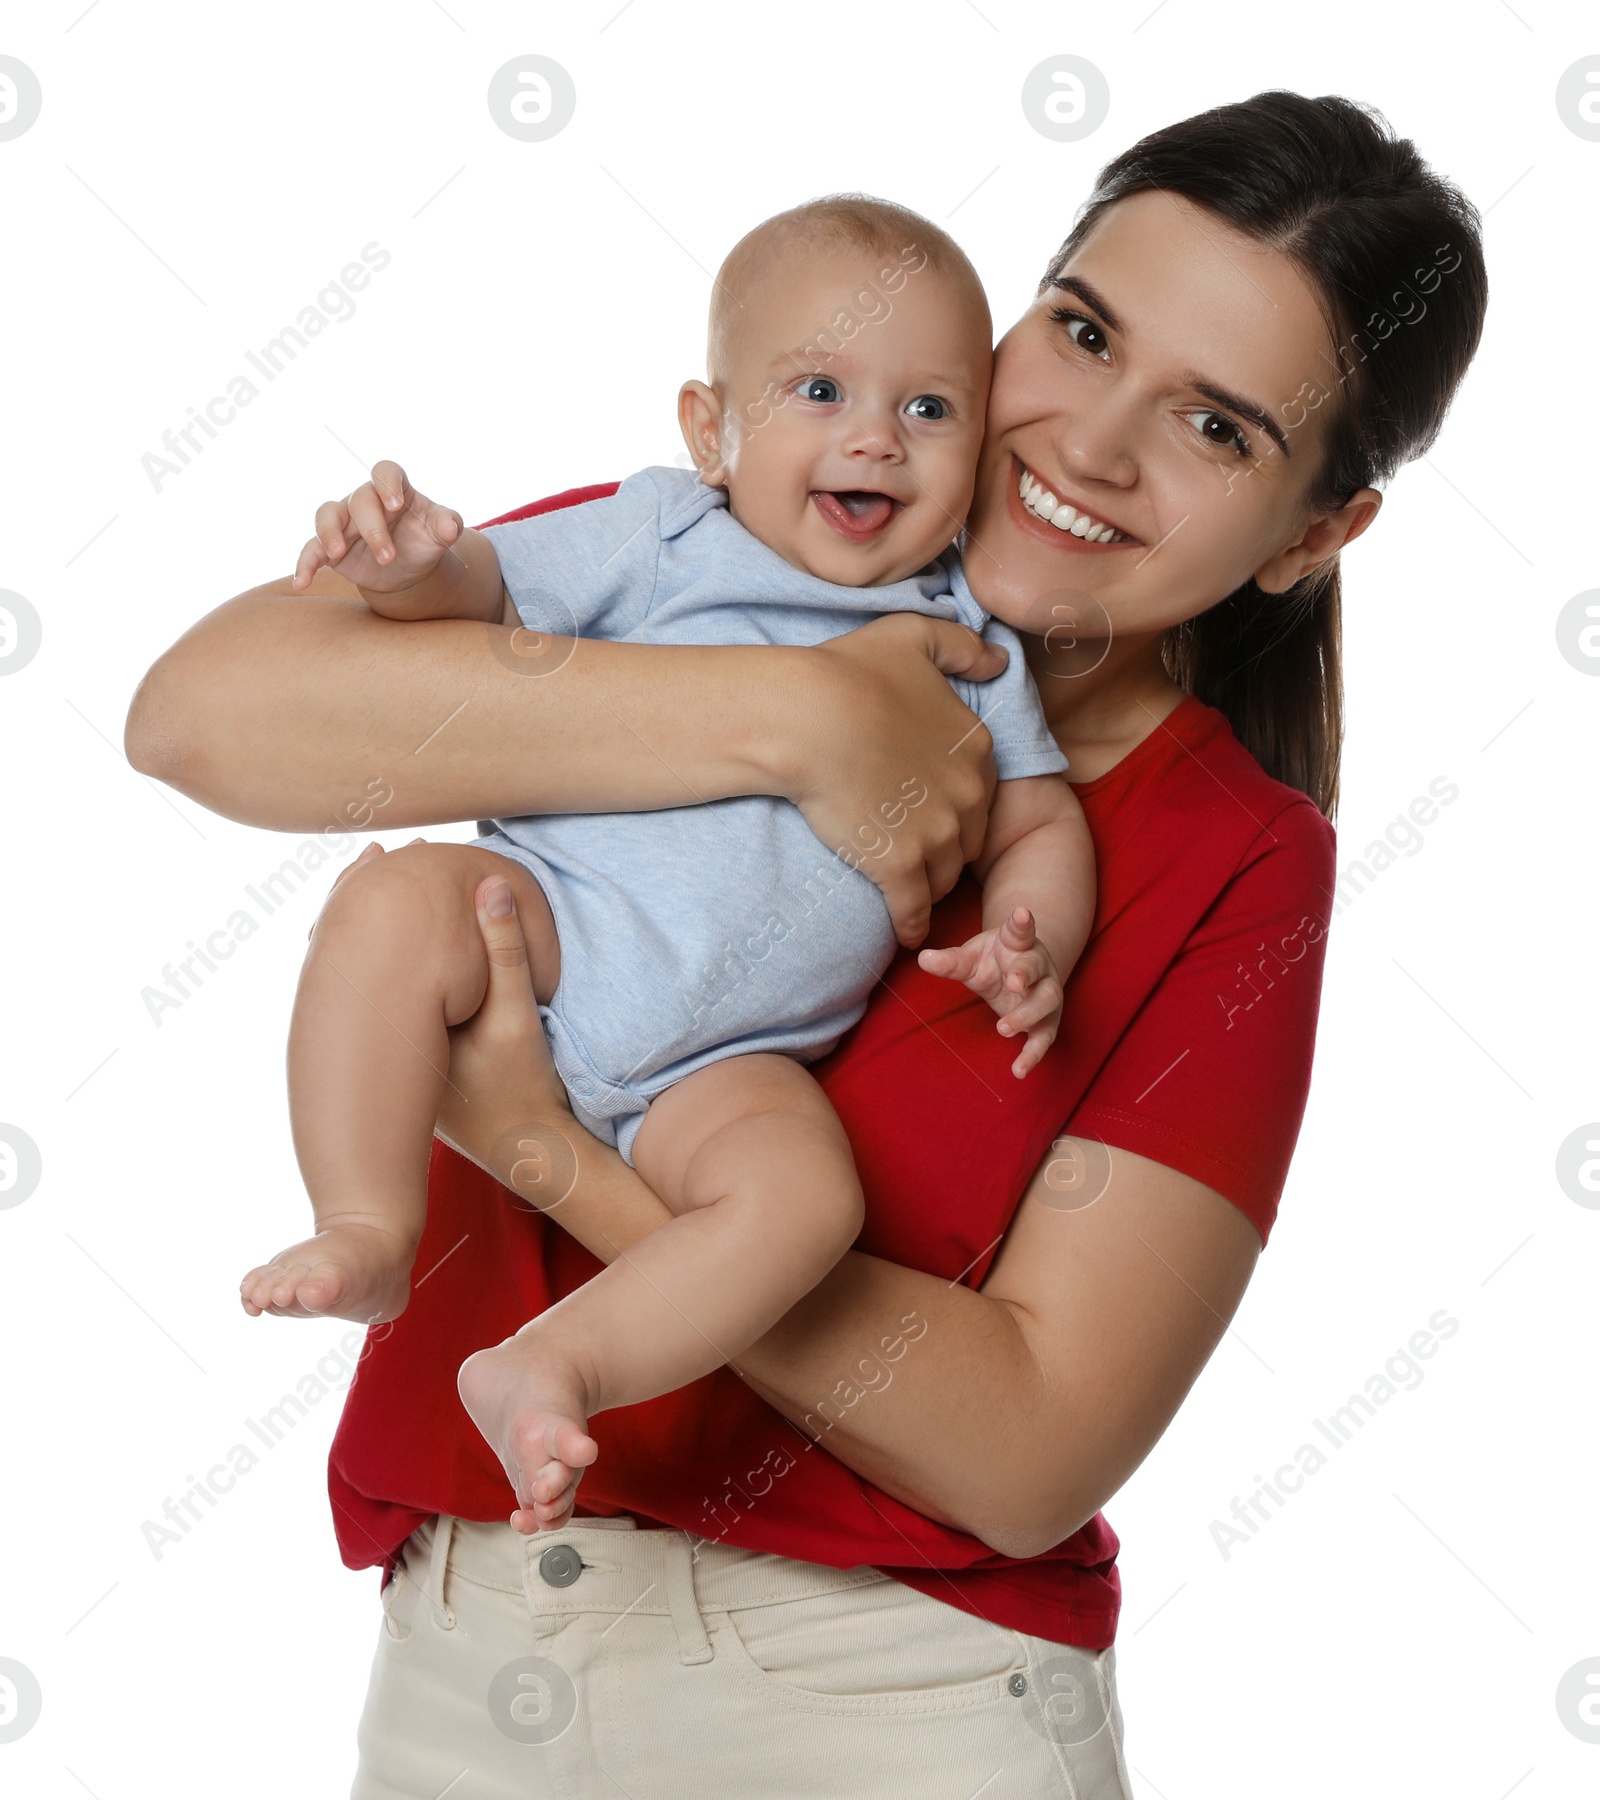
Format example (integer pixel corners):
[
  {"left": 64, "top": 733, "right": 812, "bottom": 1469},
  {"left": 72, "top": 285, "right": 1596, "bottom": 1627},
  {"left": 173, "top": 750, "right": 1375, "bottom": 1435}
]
[{"left": 1163, "top": 565, "right": 1343, "bottom": 820}]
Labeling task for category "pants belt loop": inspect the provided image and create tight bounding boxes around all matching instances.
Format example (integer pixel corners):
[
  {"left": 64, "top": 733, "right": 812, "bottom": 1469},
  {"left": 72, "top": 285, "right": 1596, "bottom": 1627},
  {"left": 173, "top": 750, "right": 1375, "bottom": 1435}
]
[
  {"left": 663, "top": 1530, "right": 712, "bottom": 1665},
  {"left": 428, "top": 1513, "right": 457, "bottom": 1630}
]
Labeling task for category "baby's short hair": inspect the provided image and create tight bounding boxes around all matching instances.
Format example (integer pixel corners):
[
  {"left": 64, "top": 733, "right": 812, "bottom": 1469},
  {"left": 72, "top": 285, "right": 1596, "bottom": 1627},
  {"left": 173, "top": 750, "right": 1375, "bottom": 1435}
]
[{"left": 708, "top": 193, "right": 989, "bottom": 385}]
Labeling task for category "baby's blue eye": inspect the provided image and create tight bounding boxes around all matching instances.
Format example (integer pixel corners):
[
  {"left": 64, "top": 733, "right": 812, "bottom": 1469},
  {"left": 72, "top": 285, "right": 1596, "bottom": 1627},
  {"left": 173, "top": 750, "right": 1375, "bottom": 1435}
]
[
  {"left": 797, "top": 376, "right": 841, "bottom": 403},
  {"left": 905, "top": 395, "right": 948, "bottom": 420}
]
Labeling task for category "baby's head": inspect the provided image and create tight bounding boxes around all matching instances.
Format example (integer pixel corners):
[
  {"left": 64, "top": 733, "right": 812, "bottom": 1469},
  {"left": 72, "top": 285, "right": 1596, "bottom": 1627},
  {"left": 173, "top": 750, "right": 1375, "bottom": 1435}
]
[{"left": 678, "top": 195, "right": 992, "bottom": 586}]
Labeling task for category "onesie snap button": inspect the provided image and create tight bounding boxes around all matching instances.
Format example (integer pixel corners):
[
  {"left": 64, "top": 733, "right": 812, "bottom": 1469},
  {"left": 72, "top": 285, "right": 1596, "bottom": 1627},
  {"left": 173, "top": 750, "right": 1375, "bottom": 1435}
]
[
  {"left": 1009, "top": 1673, "right": 1028, "bottom": 1697},
  {"left": 538, "top": 1544, "right": 583, "bottom": 1588}
]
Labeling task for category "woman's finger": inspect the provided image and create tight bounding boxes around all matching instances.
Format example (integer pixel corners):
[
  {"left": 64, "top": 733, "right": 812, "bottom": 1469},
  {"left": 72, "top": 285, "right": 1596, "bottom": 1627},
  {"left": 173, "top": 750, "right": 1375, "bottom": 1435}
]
[
  {"left": 920, "top": 829, "right": 968, "bottom": 914},
  {"left": 919, "top": 616, "right": 1009, "bottom": 684},
  {"left": 472, "top": 877, "right": 545, "bottom": 1034},
  {"left": 877, "top": 863, "right": 935, "bottom": 950}
]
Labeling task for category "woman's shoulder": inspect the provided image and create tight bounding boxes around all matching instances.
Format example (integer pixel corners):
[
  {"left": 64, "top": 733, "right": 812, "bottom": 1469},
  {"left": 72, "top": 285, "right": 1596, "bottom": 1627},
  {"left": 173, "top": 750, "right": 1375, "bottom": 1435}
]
[{"left": 1080, "top": 692, "right": 1335, "bottom": 896}]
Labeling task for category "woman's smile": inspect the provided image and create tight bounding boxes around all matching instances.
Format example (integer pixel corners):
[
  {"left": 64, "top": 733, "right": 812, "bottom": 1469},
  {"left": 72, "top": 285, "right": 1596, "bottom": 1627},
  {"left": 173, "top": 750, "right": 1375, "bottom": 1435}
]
[{"left": 1009, "top": 456, "right": 1137, "bottom": 548}]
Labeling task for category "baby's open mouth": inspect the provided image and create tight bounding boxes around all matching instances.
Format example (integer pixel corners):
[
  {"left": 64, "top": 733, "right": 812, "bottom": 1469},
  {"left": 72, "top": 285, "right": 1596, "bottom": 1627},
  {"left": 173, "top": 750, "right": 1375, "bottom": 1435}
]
[{"left": 811, "top": 489, "right": 901, "bottom": 540}]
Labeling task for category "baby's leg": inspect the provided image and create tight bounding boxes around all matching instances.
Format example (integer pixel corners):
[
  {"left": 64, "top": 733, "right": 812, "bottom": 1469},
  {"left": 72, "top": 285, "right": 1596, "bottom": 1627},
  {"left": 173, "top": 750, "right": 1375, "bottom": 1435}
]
[
  {"left": 458, "top": 1054, "right": 864, "bottom": 1531},
  {"left": 241, "top": 842, "right": 558, "bottom": 1322}
]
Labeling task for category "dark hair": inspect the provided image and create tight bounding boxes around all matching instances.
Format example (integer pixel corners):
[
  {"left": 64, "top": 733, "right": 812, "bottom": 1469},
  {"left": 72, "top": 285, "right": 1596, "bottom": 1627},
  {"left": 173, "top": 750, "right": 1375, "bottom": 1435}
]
[{"left": 1042, "top": 92, "right": 1487, "bottom": 819}]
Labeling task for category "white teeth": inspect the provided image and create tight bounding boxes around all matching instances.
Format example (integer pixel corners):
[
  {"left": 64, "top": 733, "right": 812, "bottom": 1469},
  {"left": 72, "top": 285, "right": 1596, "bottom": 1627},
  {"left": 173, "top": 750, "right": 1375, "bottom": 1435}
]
[{"left": 1016, "top": 467, "right": 1123, "bottom": 543}]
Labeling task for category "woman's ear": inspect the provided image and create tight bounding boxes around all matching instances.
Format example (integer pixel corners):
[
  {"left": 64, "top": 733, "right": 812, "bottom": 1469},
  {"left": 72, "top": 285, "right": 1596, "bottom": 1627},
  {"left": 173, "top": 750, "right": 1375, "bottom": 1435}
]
[
  {"left": 677, "top": 381, "right": 729, "bottom": 486},
  {"left": 1255, "top": 486, "right": 1382, "bottom": 594}
]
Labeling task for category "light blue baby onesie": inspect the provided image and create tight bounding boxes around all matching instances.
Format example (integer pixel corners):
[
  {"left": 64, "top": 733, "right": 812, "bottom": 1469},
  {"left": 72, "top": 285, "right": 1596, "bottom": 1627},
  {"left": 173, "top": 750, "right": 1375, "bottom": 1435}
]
[{"left": 476, "top": 466, "right": 1068, "bottom": 1163}]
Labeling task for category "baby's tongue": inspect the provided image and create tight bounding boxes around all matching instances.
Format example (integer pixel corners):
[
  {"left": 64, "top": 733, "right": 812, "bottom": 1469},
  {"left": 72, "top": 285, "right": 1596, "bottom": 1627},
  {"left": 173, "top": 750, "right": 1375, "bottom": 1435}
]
[{"left": 820, "top": 490, "right": 894, "bottom": 534}]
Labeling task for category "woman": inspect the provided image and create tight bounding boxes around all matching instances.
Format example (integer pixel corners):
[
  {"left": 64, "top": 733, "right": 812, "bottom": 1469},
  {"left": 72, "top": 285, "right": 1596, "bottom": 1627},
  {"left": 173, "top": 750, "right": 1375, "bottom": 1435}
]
[{"left": 128, "top": 92, "right": 1485, "bottom": 1797}]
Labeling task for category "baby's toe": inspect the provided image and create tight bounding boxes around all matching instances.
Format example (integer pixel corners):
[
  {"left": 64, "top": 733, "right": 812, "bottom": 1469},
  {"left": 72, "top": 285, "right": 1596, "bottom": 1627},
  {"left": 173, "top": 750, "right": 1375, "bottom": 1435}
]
[
  {"left": 295, "top": 1263, "right": 346, "bottom": 1306},
  {"left": 528, "top": 1458, "right": 572, "bottom": 1504}
]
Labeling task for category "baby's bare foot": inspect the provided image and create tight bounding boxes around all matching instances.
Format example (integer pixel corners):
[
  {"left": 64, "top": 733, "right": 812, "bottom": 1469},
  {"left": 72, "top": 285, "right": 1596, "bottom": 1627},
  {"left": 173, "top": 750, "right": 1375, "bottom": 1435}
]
[
  {"left": 240, "top": 1218, "right": 417, "bottom": 1323},
  {"left": 459, "top": 1332, "right": 601, "bottom": 1533}
]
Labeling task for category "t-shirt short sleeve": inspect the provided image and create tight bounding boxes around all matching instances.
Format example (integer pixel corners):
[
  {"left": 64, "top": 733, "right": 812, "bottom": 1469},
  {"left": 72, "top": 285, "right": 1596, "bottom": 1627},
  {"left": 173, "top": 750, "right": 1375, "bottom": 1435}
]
[
  {"left": 953, "top": 615, "right": 1071, "bottom": 783},
  {"left": 1065, "top": 797, "right": 1335, "bottom": 1243},
  {"left": 480, "top": 467, "right": 668, "bottom": 640}
]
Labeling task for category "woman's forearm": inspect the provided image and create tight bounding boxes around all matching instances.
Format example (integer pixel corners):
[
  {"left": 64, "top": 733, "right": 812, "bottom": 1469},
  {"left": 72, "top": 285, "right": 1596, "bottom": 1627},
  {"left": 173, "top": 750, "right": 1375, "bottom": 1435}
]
[
  {"left": 128, "top": 582, "right": 1005, "bottom": 942},
  {"left": 455, "top": 1110, "right": 1056, "bottom": 1549},
  {"left": 734, "top": 1251, "right": 1051, "bottom": 1543},
  {"left": 125, "top": 575, "right": 794, "bottom": 832}
]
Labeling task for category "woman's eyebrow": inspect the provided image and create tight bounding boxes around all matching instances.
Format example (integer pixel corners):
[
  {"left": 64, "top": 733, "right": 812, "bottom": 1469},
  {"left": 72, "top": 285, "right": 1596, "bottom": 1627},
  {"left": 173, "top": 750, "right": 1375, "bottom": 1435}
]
[
  {"left": 1188, "top": 379, "right": 1291, "bottom": 459},
  {"left": 1052, "top": 273, "right": 1291, "bottom": 461},
  {"left": 1049, "top": 274, "right": 1123, "bottom": 332}
]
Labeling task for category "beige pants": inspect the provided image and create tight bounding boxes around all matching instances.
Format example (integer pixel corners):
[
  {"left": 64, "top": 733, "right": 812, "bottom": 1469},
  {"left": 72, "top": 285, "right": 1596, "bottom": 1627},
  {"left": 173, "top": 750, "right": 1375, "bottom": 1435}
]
[{"left": 351, "top": 1514, "right": 1134, "bottom": 1798}]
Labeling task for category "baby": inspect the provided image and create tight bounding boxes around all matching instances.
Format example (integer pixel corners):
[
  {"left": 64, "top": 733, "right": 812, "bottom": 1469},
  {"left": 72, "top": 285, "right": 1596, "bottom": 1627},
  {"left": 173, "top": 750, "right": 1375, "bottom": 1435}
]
[{"left": 241, "top": 195, "right": 1095, "bottom": 1530}]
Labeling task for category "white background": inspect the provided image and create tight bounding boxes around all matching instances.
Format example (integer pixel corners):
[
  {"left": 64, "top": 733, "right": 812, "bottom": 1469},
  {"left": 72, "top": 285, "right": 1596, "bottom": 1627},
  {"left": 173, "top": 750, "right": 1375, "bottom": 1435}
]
[{"left": 2, "top": 2, "right": 1595, "bottom": 1794}]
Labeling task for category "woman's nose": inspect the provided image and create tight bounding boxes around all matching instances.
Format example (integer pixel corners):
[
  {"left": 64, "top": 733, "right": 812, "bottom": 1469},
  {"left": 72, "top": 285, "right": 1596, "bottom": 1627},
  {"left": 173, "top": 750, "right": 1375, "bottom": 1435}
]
[{"left": 1050, "top": 395, "right": 1139, "bottom": 488}]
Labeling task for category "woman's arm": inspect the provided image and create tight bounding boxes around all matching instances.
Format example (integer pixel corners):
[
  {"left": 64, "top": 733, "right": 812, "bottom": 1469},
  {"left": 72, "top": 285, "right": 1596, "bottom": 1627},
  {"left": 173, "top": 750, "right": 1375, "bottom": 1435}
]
[
  {"left": 438, "top": 874, "right": 1259, "bottom": 1558},
  {"left": 739, "top": 1148, "right": 1259, "bottom": 1557},
  {"left": 126, "top": 572, "right": 1005, "bottom": 945}
]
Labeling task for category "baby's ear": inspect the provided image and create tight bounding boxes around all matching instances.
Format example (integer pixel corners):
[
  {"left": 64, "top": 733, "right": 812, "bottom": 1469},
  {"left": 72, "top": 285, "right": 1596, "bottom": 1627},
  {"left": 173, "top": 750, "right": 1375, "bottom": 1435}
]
[{"left": 677, "top": 380, "right": 729, "bottom": 487}]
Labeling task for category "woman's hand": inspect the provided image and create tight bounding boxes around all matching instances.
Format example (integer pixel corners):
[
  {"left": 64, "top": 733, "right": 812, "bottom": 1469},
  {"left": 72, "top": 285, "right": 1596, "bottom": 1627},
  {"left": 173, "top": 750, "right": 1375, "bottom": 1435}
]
[
  {"left": 788, "top": 614, "right": 1007, "bottom": 947},
  {"left": 421, "top": 868, "right": 679, "bottom": 1261},
  {"left": 433, "top": 876, "right": 580, "bottom": 1192}
]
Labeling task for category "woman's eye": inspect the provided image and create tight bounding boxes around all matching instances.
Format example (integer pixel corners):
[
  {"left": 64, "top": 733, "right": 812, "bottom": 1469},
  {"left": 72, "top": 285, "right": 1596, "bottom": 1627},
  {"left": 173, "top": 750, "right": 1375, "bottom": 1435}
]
[
  {"left": 1186, "top": 408, "right": 1252, "bottom": 459},
  {"left": 797, "top": 376, "right": 841, "bottom": 403},
  {"left": 905, "top": 395, "right": 948, "bottom": 421},
  {"left": 1049, "top": 307, "right": 1110, "bottom": 360}
]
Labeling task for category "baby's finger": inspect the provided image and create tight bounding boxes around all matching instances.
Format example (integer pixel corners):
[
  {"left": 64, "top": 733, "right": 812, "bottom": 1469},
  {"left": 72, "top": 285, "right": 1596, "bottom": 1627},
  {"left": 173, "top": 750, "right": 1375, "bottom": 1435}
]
[
  {"left": 292, "top": 534, "right": 329, "bottom": 590},
  {"left": 997, "top": 982, "right": 1062, "bottom": 1035},
  {"left": 346, "top": 482, "right": 397, "bottom": 565},
  {"left": 313, "top": 498, "right": 353, "bottom": 563},
  {"left": 370, "top": 459, "right": 412, "bottom": 515},
  {"left": 1010, "top": 1018, "right": 1059, "bottom": 1079},
  {"left": 918, "top": 942, "right": 977, "bottom": 983},
  {"left": 997, "top": 906, "right": 1037, "bottom": 953},
  {"left": 419, "top": 498, "right": 464, "bottom": 546},
  {"left": 1003, "top": 950, "right": 1050, "bottom": 993}
]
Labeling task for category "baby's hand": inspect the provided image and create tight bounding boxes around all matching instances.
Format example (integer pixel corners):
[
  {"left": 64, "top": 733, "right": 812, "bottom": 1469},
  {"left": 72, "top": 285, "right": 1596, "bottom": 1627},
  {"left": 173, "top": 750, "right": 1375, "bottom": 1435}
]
[
  {"left": 291, "top": 459, "right": 464, "bottom": 602},
  {"left": 917, "top": 906, "right": 1062, "bottom": 1078}
]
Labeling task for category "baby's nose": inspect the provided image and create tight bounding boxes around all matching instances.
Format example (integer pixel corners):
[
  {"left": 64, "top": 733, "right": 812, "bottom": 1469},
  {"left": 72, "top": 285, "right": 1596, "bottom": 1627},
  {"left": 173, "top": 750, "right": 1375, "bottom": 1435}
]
[{"left": 838, "top": 412, "right": 905, "bottom": 459}]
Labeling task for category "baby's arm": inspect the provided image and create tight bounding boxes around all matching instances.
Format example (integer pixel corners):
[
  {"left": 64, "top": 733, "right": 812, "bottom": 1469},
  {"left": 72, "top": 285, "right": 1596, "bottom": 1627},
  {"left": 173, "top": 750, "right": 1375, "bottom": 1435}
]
[
  {"left": 917, "top": 773, "right": 1094, "bottom": 1077},
  {"left": 291, "top": 459, "right": 517, "bottom": 625}
]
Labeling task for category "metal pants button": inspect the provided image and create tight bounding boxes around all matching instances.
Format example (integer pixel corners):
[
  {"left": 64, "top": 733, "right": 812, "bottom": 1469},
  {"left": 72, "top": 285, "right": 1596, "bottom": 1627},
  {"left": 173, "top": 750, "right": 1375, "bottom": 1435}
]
[{"left": 538, "top": 1544, "right": 583, "bottom": 1588}]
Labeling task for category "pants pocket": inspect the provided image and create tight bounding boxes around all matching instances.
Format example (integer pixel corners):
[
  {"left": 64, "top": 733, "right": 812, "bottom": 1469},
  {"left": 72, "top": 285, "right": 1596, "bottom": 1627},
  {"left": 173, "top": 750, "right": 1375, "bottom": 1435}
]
[{"left": 716, "top": 1576, "right": 1026, "bottom": 1709}]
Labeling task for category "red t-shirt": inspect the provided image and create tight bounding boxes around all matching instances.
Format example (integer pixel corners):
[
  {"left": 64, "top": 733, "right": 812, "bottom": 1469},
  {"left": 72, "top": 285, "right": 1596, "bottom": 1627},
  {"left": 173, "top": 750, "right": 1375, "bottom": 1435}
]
[{"left": 327, "top": 484, "right": 1336, "bottom": 1649}]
